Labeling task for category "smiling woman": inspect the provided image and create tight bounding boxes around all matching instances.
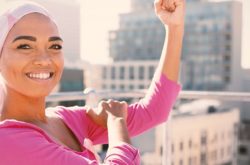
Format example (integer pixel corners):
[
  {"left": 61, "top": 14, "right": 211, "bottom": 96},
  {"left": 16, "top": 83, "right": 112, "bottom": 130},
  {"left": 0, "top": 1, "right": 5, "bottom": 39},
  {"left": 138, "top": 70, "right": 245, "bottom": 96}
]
[
  {"left": 0, "top": 1, "right": 140, "bottom": 165},
  {"left": 1, "top": 12, "right": 64, "bottom": 97},
  {"left": 0, "top": 0, "right": 183, "bottom": 165}
]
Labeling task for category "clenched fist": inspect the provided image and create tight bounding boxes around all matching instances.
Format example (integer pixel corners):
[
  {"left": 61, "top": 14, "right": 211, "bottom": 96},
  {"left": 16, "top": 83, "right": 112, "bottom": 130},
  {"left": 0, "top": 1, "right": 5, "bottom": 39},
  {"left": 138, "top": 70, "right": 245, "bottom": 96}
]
[{"left": 154, "top": 0, "right": 185, "bottom": 27}]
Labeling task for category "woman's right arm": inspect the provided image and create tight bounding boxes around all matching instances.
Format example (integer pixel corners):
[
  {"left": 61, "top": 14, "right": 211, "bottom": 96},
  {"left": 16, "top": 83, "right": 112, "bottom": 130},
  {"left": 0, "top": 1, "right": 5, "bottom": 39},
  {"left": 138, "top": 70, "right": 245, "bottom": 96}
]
[
  {"left": 0, "top": 100, "right": 140, "bottom": 165},
  {"left": 102, "top": 100, "right": 140, "bottom": 164}
]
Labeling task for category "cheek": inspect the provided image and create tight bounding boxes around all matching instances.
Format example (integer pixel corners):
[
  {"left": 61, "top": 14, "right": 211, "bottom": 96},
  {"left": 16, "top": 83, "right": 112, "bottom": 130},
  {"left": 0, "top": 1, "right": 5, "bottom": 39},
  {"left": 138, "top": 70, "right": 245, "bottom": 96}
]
[
  {"left": 0, "top": 52, "right": 29, "bottom": 83},
  {"left": 54, "top": 55, "right": 64, "bottom": 75}
]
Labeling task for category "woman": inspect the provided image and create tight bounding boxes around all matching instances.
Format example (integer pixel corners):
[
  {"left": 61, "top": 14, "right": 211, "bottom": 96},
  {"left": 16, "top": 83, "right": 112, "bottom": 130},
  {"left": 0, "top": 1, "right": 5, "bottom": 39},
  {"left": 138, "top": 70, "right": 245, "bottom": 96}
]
[{"left": 0, "top": 0, "right": 184, "bottom": 164}]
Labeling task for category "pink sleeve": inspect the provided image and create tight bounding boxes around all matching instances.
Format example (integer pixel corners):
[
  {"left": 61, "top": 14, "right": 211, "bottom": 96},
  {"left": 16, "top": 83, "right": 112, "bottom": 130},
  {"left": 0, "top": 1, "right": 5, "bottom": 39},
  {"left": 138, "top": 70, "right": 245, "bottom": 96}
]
[
  {"left": 127, "top": 74, "right": 181, "bottom": 136},
  {"left": 87, "top": 73, "right": 181, "bottom": 143},
  {"left": 105, "top": 143, "right": 140, "bottom": 165},
  {"left": 0, "top": 126, "right": 140, "bottom": 165}
]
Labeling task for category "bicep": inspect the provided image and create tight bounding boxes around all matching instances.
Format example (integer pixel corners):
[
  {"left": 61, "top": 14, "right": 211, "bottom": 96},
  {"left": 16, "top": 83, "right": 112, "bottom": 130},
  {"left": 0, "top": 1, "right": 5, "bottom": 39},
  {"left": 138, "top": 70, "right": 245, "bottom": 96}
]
[{"left": 126, "top": 74, "right": 181, "bottom": 136}]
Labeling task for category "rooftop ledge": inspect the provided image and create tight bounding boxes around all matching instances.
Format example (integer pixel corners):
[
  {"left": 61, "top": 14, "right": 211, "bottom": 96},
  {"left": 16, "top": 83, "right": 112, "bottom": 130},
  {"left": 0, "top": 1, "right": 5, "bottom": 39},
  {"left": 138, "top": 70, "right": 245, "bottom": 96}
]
[{"left": 46, "top": 90, "right": 250, "bottom": 102}]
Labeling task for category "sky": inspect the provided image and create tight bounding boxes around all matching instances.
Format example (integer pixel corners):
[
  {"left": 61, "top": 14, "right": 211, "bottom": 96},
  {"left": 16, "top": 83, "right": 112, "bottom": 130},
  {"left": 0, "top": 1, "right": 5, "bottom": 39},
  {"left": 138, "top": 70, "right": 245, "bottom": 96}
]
[{"left": 80, "top": 0, "right": 131, "bottom": 64}]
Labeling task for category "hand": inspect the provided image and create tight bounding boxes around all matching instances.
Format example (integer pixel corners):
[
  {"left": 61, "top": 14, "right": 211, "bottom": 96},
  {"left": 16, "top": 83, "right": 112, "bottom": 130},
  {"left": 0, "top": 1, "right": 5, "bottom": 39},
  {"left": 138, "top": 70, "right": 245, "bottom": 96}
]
[
  {"left": 154, "top": 0, "right": 185, "bottom": 27},
  {"left": 86, "top": 100, "right": 128, "bottom": 128}
]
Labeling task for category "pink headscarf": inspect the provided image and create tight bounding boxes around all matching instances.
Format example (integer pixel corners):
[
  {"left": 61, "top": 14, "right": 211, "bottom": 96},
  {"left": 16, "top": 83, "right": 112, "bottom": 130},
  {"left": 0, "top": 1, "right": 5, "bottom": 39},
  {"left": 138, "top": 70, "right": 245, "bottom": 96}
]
[
  {"left": 0, "top": 1, "right": 56, "bottom": 111},
  {"left": 0, "top": 1, "right": 56, "bottom": 54}
]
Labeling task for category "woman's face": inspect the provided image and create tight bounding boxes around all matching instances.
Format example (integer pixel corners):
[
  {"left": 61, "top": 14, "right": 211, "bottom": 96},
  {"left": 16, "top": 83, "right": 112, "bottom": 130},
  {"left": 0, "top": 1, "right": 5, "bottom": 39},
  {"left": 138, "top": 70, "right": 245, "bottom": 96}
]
[{"left": 0, "top": 13, "right": 64, "bottom": 97}]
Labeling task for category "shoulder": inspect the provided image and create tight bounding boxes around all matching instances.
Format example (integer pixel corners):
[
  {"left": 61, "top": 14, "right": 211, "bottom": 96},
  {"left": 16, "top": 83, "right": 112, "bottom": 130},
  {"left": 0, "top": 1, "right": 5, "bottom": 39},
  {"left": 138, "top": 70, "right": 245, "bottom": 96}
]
[
  {"left": 46, "top": 106, "right": 91, "bottom": 140},
  {"left": 0, "top": 120, "right": 50, "bottom": 163},
  {"left": 46, "top": 106, "right": 87, "bottom": 117},
  {"left": 0, "top": 120, "right": 49, "bottom": 145}
]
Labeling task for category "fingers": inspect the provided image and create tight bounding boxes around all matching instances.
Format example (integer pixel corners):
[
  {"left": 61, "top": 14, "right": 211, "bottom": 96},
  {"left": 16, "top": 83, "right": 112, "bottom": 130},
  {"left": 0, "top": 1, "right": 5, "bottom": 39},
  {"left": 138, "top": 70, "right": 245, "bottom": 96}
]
[
  {"left": 154, "top": 0, "right": 163, "bottom": 14},
  {"left": 155, "top": 0, "right": 182, "bottom": 14}
]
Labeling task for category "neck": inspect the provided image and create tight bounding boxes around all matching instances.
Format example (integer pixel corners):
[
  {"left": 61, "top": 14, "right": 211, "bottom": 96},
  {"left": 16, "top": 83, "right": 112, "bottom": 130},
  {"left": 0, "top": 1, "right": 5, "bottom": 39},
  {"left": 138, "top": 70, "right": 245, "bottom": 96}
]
[{"left": 0, "top": 87, "right": 47, "bottom": 123}]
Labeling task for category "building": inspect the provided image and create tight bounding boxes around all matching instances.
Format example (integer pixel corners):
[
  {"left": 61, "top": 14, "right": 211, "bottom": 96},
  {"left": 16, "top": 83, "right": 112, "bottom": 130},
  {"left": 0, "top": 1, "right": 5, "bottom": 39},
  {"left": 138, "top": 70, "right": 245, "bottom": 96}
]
[
  {"left": 238, "top": 120, "right": 250, "bottom": 165},
  {"left": 238, "top": 69, "right": 250, "bottom": 165},
  {"left": 109, "top": 0, "right": 163, "bottom": 61},
  {"left": 132, "top": 100, "right": 240, "bottom": 165},
  {"left": 183, "top": 0, "right": 242, "bottom": 91},
  {"left": 84, "top": 60, "right": 158, "bottom": 91},
  {"left": 5, "top": 0, "right": 81, "bottom": 64},
  {"left": 58, "top": 67, "right": 85, "bottom": 107},
  {"left": 109, "top": 0, "right": 243, "bottom": 91}
]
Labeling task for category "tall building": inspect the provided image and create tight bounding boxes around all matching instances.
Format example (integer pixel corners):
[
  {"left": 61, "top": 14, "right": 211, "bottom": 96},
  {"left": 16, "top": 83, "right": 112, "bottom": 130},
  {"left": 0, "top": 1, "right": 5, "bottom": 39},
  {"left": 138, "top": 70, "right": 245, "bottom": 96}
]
[
  {"left": 182, "top": 0, "right": 242, "bottom": 91},
  {"left": 109, "top": 0, "right": 164, "bottom": 61},
  {"left": 4, "top": 0, "right": 81, "bottom": 64},
  {"left": 109, "top": 0, "right": 243, "bottom": 91}
]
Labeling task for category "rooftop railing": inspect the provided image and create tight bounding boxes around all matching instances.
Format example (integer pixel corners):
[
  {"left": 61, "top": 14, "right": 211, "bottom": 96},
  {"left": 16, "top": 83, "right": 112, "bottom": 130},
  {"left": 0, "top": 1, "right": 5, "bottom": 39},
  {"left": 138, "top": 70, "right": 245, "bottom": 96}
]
[
  {"left": 46, "top": 90, "right": 250, "bottom": 165},
  {"left": 46, "top": 90, "right": 250, "bottom": 102}
]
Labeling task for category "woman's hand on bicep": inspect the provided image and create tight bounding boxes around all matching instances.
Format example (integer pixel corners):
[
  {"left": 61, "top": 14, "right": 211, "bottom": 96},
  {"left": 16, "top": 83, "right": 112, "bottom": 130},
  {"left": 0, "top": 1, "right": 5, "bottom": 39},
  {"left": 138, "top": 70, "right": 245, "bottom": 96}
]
[{"left": 86, "top": 100, "right": 128, "bottom": 128}]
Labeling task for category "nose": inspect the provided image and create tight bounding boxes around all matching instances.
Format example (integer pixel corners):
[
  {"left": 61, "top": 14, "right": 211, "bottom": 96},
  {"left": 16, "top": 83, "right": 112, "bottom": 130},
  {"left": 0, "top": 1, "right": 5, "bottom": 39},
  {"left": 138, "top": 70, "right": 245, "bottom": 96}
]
[{"left": 33, "top": 51, "right": 52, "bottom": 66}]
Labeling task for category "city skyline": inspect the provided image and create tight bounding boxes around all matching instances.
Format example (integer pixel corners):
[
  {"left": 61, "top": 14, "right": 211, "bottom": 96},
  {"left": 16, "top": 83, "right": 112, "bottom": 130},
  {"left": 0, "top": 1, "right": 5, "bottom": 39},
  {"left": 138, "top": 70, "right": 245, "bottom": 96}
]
[{"left": 80, "top": 0, "right": 250, "bottom": 69}]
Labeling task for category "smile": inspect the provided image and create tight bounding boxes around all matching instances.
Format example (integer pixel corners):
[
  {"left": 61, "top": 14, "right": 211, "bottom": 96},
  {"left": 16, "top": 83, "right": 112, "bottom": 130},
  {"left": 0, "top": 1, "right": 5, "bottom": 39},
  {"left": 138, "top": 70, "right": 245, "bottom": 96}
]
[{"left": 26, "top": 72, "right": 54, "bottom": 80}]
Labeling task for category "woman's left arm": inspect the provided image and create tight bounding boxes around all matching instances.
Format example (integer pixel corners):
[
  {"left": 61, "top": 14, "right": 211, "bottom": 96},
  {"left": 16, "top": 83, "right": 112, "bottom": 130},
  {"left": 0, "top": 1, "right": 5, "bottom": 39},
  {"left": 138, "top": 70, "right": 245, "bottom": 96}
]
[
  {"left": 86, "top": 0, "right": 185, "bottom": 142},
  {"left": 155, "top": 0, "right": 185, "bottom": 81},
  {"left": 126, "top": 0, "right": 185, "bottom": 135}
]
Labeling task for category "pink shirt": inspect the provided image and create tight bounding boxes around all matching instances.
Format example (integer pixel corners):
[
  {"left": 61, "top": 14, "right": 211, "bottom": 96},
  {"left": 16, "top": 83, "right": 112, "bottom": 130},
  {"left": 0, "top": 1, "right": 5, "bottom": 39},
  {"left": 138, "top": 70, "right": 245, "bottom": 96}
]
[{"left": 0, "top": 74, "right": 181, "bottom": 165}]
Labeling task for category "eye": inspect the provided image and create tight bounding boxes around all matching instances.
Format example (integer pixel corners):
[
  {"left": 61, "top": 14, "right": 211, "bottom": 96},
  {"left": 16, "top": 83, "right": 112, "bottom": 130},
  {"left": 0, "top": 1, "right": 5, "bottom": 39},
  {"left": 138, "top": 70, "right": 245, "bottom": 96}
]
[
  {"left": 17, "top": 44, "right": 31, "bottom": 49},
  {"left": 50, "top": 44, "right": 62, "bottom": 50}
]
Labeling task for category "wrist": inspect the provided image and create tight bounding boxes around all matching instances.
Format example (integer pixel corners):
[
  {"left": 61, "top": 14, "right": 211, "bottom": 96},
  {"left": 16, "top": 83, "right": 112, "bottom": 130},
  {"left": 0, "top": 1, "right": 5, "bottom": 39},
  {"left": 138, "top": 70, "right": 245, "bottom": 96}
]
[
  {"left": 165, "top": 24, "right": 184, "bottom": 31},
  {"left": 107, "top": 116, "right": 126, "bottom": 125}
]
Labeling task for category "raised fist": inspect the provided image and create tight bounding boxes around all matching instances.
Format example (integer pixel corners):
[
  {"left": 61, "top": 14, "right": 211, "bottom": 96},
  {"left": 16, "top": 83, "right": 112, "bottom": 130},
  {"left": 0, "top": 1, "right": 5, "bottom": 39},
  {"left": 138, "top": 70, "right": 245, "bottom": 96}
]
[{"left": 154, "top": 0, "right": 185, "bottom": 27}]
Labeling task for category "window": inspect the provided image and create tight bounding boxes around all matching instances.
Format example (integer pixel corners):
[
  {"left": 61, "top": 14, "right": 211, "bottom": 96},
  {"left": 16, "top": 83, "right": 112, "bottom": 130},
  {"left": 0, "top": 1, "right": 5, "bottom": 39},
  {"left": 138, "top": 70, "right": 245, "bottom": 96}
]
[
  {"left": 129, "top": 85, "right": 134, "bottom": 90},
  {"left": 120, "top": 84, "right": 125, "bottom": 91},
  {"left": 189, "top": 139, "right": 192, "bottom": 149},
  {"left": 129, "top": 66, "right": 134, "bottom": 80},
  {"left": 221, "top": 148, "right": 224, "bottom": 158},
  {"left": 211, "top": 150, "right": 217, "bottom": 161},
  {"left": 119, "top": 66, "right": 125, "bottom": 79},
  {"left": 200, "top": 153, "right": 206, "bottom": 164},
  {"left": 111, "top": 84, "right": 116, "bottom": 90},
  {"left": 172, "top": 143, "right": 174, "bottom": 153},
  {"left": 201, "top": 131, "right": 207, "bottom": 145},
  {"left": 139, "top": 84, "right": 144, "bottom": 89},
  {"left": 111, "top": 66, "right": 116, "bottom": 79},
  {"left": 139, "top": 66, "right": 144, "bottom": 80},
  {"left": 179, "top": 159, "right": 183, "bottom": 165},
  {"left": 149, "top": 66, "right": 155, "bottom": 80},
  {"left": 227, "top": 146, "right": 231, "bottom": 156},
  {"left": 188, "top": 157, "right": 192, "bottom": 165},
  {"left": 102, "top": 84, "right": 107, "bottom": 89},
  {"left": 238, "top": 145, "right": 248, "bottom": 155},
  {"left": 102, "top": 66, "right": 107, "bottom": 79},
  {"left": 180, "top": 141, "right": 184, "bottom": 151}
]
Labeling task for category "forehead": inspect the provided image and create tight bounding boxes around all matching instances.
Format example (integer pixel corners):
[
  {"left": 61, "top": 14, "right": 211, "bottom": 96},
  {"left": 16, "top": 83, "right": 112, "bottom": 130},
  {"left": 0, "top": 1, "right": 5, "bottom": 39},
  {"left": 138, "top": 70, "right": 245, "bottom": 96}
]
[{"left": 6, "top": 13, "right": 59, "bottom": 39}]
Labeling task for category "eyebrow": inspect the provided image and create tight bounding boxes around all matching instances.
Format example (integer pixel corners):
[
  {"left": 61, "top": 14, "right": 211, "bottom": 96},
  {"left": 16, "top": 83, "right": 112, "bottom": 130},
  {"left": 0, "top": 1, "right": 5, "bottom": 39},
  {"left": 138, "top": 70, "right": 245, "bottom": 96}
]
[
  {"left": 49, "top": 36, "right": 63, "bottom": 42},
  {"left": 13, "top": 36, "right": 36, "bottom": 42},
  {"left": 12, "top": 36, "right": 63, "bottom": 42}
]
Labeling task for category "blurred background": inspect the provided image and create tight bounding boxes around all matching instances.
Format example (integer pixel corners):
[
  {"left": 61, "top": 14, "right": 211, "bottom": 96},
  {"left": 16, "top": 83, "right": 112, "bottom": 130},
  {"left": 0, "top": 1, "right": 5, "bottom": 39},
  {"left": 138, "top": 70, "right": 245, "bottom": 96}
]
[{"left": 1, "top": 0, "right": 249, "bottom": 164}]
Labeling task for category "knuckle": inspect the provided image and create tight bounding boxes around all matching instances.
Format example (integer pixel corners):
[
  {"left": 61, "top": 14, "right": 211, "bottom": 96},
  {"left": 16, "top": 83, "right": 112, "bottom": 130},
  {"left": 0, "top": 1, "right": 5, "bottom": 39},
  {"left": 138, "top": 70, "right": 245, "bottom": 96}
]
[{"left": 99, "top": 100, "right": 106, "bottom": 106}]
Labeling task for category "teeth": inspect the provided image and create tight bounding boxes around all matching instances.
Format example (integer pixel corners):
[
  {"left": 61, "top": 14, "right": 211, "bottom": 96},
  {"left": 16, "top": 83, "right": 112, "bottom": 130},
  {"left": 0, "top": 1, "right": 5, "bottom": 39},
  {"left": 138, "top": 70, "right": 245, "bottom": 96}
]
[{"left": 27, "top": 73, "right": 51, "bottom": 80}]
